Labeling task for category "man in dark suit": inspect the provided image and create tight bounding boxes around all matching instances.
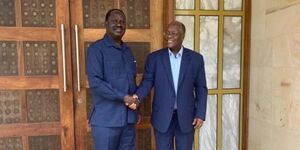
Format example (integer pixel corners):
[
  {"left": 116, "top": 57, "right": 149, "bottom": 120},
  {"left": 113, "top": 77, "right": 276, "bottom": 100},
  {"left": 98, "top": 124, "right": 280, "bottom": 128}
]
[
  {"left": 132, "top": 21, "right": 208, "bottom": 150},
  {"left": 86, "top": 9, "right": 139, "bottom": 150}
]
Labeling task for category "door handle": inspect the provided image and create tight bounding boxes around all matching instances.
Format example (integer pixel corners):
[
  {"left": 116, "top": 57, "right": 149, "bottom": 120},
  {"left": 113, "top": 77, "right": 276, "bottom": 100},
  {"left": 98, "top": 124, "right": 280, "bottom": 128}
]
[
  {"left": 75, "top": 25, "right": 81, "bottom": 92},
  {"left": 61, "top": 24, "right": 67, "bottom": 92}
]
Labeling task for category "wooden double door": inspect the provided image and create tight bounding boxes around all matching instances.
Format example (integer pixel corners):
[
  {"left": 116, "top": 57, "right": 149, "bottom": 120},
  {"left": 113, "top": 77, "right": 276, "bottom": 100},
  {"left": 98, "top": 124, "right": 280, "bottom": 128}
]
[{"left": 0, "top": 0, "right": 164, "bottom": 149}]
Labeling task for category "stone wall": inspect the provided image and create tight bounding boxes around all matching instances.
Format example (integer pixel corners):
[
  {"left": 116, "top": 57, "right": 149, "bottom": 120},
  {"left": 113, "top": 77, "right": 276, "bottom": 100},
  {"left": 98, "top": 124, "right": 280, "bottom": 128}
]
[{"left": 249, "top": 0, "right": 300, "bottom": 149}]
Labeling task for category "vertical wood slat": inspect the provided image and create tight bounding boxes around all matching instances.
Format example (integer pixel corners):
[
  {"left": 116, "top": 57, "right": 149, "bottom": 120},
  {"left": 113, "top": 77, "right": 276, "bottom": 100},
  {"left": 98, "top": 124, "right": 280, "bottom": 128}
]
[
  {"left": 163, "top": 0, "right": 174, "bottom": 50},
  {"left": 21, "top": 90, "right": 29, "bottom": 150},
  {"left": 56, "top": 0, "right": 75, "bottom": 149},
  {"left": 242, "top": 0, "right": 251, "bottom": 149},
  {"left": 150, "top": 0, "right": 164, "bottom": 51},
  {"left": 193, "top": 2, "right": 201, "bottom": 148},
  {"left": 216, "top": 14, "right": 224, "bottom": 150},
  {"left": 150, "top": 0, "right": 164, "bottom": 149},
  {"left": 22, "top": 136, "right": 28, "bottom": 150},
  {"left": 164, "top": 0, "right": 174, "bottom": 26},
  {"left": 21, "top": 90, "right": 27, "bottom": 123},
  {"left": 70, "top": 0, "right": 89, "bottom": 149},
  {"left": 114, "top": 0, "right": 120, "bottom": 8},
  {"left": 239, "top": 2, "right": 247, "bottom": 149},
  {"left": 136, "top": 128, "right": 152, "bottom": 150},
  {"left": 15, "top": 0, "right": 22, "bottom": 27},
  {"left": 18, "top": 41, "right": 24, "bottom": 77}
]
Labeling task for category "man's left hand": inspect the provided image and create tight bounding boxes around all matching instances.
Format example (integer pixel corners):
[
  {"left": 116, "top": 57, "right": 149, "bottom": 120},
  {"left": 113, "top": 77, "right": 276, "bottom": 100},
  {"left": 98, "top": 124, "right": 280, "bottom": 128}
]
[
  {"left": 127, "top": 94, "right": 140, "bottom": 110},
  {"left": 128, "top": 103, "right": 137, "bottom": 110},
  {"left": 192, "top": 118, "right": 204, "bottom": 129}
]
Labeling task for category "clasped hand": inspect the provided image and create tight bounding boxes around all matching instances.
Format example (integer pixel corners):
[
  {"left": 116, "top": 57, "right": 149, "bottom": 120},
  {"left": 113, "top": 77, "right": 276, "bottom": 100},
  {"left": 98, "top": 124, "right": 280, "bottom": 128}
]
[{"left": 123, "top": 94, "right": 139, "bottom": 110}]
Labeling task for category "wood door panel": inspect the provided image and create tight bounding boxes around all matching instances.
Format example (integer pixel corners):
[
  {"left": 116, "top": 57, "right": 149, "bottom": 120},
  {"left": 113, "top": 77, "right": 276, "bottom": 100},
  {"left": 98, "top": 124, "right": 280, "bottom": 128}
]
[
  {"left": 82, "top": 0, "right": 114, "bottom": 28},
  {"left": 0, "top": 41, "right": 18, "bottom": 76},
  {"left": 21, "top": 0, "right": 56, "bottom": 27},
  {"left": 23, "top": 41, "right": 58, "bottom": 76},
  {"left": 26, "top": 89, "right": 60, "bottom": 123},
  {"left": 0, "top": 0, "right": 17, "bottom": 27},
  {"left": 0, "top": 137, "right": 23, "bottom": 149},
  {"left": 0, "top": 0, "right": 74, "bottom": 149},
  {"left": 120, "top": 0, "right": 150, "bottom": 29},
  {"left": 127, "top": 42, "right": 150, "bottom": 74},
  {"left": 28, "top": 135, "right": 61, "bottom": 150},
  {"left": 0, "top": 90, "right": 22, "bottom": 124}
]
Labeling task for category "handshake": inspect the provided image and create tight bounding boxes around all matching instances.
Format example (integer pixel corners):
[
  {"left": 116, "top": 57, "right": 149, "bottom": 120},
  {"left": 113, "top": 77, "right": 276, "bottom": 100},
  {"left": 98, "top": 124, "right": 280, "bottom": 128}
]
[{"left": 123, "top": 94, "right": 140, "bottom": 110}]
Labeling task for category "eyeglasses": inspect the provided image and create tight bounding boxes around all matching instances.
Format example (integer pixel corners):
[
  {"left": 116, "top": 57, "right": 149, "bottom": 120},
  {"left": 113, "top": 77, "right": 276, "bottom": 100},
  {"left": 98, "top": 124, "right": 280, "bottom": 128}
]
[
  {"left": 164, "top": 32, "right": 180, "bottom": 37},
  {"left": 108, "top": 19, "right": 126, "bottom": 25}
]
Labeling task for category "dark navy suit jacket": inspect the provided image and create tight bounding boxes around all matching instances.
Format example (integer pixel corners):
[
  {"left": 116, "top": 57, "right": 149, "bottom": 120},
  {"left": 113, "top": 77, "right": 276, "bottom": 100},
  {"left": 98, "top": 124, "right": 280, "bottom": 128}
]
[
  {"left": 136, "top": 47, "right": 207, "bottom": 133},
  {"left": 86, "top": 34, "right": 138, "bottom": 127}
]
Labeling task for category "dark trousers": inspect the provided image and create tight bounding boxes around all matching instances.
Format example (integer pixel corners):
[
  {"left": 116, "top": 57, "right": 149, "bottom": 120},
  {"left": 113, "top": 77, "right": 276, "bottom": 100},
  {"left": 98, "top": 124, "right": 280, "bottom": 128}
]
[
  {"left": 91, "top": 124, "right": 135, "bottom": 150},
  {"left": 154, "top": 112, "right": 195, "bottom": 150}
]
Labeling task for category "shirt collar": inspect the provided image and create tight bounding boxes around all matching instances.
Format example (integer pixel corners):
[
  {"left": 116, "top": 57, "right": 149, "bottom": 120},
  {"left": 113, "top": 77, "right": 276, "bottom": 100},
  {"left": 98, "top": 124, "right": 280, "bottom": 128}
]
[
  {"left": 103, "top": 34, "right": 127, "bottom": 49},
  {"left": 168, "top": 46, "right": 183, "bottom": 57}
]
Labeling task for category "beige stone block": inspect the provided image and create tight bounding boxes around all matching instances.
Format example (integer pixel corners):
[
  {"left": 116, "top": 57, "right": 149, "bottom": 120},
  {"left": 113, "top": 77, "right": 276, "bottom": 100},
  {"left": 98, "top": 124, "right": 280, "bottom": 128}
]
[
  {"left": 249, "top": 67, "right": 300, "bottom": 129},
  {"left": 290, "top": 33, "right": 300, "bottom": 66},
  {"left": 257, "top": 68, "right": 275, "bottom": 93},
  {"left": 250, "top": 39, "right": 273, "bottom": 67},
  {"left": 249, "top": 67, "right": 274, "bottom": 123},
  {"left": 248, "top": 117, "right": 300, "bottom": 150},
  {"left": 265, "top": 0, "right": 281, "bottom": 10},
  {"left": 248, "top": 118, "right": 272, "bottom": 150},
  {"left": 249, "top": 100, "right": 272, "bottom": 123},
  {"left": 249, "top": 68, "right": 258, "bottom": 100},
  {"left": 266, "top": 0, "right": 300, "bottom": 10},
  {"left": 252, "top": 0, "right": 266, "bottom": 12},
  {"left": 292, "top": 69, "right": 300, "bottom": 101},
  {"left": 299, "top": 138, "right": 300, "bottom": 150},
  {"left": 250, "top": 1, "right": 300, "bottom": 150},
  {"left": 251, "top": 13, "right": 266, "bottom": 39},
  {"left": 252, "top": 34, "right": 300, "bottom": 68},
  {"left": 266, "top": 4, "right": 300, "bottom": 37},
  {"left": 271, "top": 68, "right": 300, "bottom": 130},
  {"left": 251, "top": 0, "right": 267, "bottom": 39},
  {"left": 270, "top": 36, "right": 295, "bottom": 67},
  {"left": 268, "top": 126, "right": 300, "bottom": 150}
]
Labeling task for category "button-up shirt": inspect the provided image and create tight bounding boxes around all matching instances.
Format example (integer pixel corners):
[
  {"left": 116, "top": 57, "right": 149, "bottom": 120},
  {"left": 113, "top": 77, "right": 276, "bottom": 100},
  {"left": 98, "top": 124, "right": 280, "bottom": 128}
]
[
  {"left": 86, "top": 34, "right": 137, "bottom": 103},
  {"left": 168, "top": 47, "right": 183, "bottom": 109},
  {"left": 86, "top": 34, "right": 138, "bottom": 126}
]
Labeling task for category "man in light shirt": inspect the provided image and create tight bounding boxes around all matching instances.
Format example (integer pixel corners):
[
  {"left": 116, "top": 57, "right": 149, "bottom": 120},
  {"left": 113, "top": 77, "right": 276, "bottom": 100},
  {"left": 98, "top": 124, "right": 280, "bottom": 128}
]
[{"left": 131, "top": 21, "right": 208, "bottom": 150}]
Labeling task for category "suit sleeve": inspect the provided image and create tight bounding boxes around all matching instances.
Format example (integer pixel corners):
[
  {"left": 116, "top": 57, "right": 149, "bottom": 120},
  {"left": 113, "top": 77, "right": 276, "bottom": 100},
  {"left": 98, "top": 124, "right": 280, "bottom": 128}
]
[
  {"left": 86, "top": 46, "right": 126, "bottom": 102},
  {"left": 194, "top": 55, "right": 208, "bottom": 120},
  {"left": 135, "top": 55, "right": 155, "bottom": 101}
]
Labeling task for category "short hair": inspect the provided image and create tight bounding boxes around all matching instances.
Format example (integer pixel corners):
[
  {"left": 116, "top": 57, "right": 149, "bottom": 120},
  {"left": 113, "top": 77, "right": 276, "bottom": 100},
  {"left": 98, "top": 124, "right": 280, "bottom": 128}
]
[
  {"left": 180, "top": 22, "right": 186, "bottom": 34},
  {"left": 168, "top": 21, "right": 186, "bottom": 34},
  {"left": 105, "top": 9, "right": 126, "bottom": 22}
]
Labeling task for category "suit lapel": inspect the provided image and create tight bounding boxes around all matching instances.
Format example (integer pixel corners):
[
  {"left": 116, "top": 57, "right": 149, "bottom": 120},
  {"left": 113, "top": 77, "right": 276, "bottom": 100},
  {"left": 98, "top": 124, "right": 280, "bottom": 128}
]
[
  {"left": 178, "top": 48, "right": 191, "bottom": 88},
  {"left": 161, "top": 49, "right": 175, "bottom": 91}
]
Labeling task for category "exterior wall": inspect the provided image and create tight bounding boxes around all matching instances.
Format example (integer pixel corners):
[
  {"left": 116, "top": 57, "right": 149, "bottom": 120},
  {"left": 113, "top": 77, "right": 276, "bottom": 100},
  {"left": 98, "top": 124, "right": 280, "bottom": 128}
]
[{"left": 249, "top": 0, "right": 300, "bottom": 149}]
